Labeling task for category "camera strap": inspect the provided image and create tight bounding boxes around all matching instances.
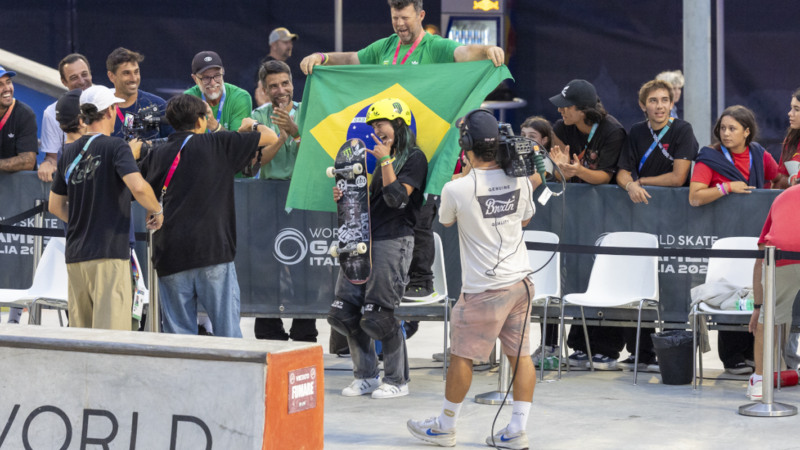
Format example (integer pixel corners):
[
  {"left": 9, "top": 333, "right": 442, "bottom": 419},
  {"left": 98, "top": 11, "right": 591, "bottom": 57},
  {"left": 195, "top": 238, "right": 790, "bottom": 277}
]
[
  {"left": 639, "top": 117, "right": 674, "bottom": 172},
  {"left": 65, "top": 134, "right": 102, "bottom": 183},
  {"left": 160, "top": 135, "right": 193, "bottom": 202}
]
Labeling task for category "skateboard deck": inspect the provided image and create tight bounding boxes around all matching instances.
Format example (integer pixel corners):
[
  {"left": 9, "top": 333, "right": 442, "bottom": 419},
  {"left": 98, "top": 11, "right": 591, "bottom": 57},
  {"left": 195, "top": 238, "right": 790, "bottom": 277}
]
[{"left": 327, "top": 139, "right": 372, "bottom": 284}]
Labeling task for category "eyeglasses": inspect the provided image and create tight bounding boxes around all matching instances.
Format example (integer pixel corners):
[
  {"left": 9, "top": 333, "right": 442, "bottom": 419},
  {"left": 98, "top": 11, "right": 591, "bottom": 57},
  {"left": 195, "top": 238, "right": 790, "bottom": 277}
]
[{"left": 197, "top": 72, "right": 224, "bottom": 85}]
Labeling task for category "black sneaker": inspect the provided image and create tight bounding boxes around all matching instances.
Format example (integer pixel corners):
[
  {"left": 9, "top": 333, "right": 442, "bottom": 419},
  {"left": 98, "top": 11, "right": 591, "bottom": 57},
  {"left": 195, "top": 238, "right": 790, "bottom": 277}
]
[
  {"left": 403, "top": 286, "right": 434, "bottom": 300},
  {"left": 198, "top": 325, "right": 214, "bottom": 336},
  {"left": 725, "top": 362, "right": 754, "bottom": 375}
]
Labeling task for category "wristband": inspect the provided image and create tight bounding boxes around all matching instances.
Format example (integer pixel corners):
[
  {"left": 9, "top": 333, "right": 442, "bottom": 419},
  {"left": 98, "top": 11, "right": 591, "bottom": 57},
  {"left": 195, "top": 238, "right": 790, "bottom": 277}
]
[
  {"left": 725, "top": 182, "right": 732, "bottom": 195},
  {"left": 153, "top": 205, "right": 164, "bottom": 216},
  {"left": 213, "top": 122, "right": 222, "bottom": 133},
  {"left": 317, "top": 52, "right": 328, "bottom": 65},
  {"left": 754, "top": 304, "right": 762, "bottom": 309},
  {"left": 381, "top": 157, "right": 395, "bottom": 167},
  {"left": 625, "top": 181, "right": 634, "bottom": 191},
  {"left": 717, "top": 183, "right": 724, "bottom": 195},
  {"left": 379, "top": 155, "right": 392, "bottom": 163}
]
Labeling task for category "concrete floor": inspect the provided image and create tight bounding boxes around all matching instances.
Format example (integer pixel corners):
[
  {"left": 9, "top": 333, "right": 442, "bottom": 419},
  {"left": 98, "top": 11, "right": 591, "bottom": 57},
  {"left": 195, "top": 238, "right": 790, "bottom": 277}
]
[{"left": 4, "top": 310, "right": 799, "bottom": 449}]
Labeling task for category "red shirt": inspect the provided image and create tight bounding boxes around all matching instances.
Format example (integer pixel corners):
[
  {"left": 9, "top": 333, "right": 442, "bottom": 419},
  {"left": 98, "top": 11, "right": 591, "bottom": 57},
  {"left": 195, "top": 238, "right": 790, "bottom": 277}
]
[
  {"left": 777, "top": 145, "right": 800, "bottom": 176},
  {"left": 759, "top": 185, "right": 800, "bottom": 267},
  {"left": 691, "top": 146, "right": 779, "bottom": 188}
]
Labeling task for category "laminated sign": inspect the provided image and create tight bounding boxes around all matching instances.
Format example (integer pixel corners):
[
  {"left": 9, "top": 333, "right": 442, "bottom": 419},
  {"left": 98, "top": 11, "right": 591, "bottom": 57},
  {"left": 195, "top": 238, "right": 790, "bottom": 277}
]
[{"left": 288, "top": 366, "right": 317, "bottom": 414}]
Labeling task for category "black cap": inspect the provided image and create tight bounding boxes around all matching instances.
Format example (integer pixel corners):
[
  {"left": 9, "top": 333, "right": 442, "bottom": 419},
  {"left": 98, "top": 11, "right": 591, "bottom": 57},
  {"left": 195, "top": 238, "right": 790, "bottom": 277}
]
[
  {"left": 549, "top": 79, "right": 598, "bottom": 108},
  {"left": 192, "top": 51, "right": 223, "bottom": 74},
  {"left": 456, "top": 109, "right": 498, "bottom": 146},
  {"left": 55, "top": 89, "right": 82, "bottom": 125}
]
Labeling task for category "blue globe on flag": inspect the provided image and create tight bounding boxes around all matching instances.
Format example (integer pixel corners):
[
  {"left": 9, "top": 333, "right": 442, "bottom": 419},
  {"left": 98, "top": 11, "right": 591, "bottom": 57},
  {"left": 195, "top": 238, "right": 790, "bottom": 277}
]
[{"left": 346, "top": 105, "right": 417, "bottom": 174}]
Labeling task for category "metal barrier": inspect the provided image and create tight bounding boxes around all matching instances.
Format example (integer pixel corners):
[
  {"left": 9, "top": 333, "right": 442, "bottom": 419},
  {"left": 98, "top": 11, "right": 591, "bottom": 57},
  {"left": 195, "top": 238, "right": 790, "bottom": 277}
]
[
  {"left": 28, "top": 198, "right": 45, "bottom": 325},
  {"left": 739, "top": 246, "right": 797, "bottom": 417},
  {"left": 145, "top": 230, "right": 160, "bottom": 333}
]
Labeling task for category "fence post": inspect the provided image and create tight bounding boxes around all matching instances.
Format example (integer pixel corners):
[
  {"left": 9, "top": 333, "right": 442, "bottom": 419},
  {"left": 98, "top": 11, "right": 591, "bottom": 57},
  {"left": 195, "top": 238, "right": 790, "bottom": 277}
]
[
  {"left": 28, "top": 199, "right": 45, "bottom": 325},
  {"left": 146, "top": 230, "right": 160, "bottom": 333}
]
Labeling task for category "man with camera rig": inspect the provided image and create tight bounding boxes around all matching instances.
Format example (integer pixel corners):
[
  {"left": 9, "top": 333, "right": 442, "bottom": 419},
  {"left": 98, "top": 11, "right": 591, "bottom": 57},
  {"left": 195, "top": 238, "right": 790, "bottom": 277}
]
[
  {"left": 107, "top": 48, "right": 174, "bottom": 143},
  {"left": 408, "top": 110, "right": 536, "bottom": 449}
]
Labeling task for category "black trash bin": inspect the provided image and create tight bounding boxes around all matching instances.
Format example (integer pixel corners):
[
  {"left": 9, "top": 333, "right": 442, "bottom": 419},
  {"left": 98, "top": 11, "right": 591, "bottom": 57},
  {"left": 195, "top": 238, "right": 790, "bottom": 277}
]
[{"left": 651, "top": 330, "right": 694, "bottom": 385}]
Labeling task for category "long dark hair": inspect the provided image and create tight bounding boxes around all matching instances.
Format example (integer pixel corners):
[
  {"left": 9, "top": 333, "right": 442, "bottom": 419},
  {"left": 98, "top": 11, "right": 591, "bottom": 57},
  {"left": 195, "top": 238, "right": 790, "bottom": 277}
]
[
  {"left": 712, "top": 105, "right": 758, "bottom": 151},
  {"left": 780, "top": 88, "right": 800, "bottom": 165},
  {"left": 578, "top": 98, "right": 608, "bottom": 126},
  {"left": 390, "top": 118, "right": 418, "bottom": 173}
]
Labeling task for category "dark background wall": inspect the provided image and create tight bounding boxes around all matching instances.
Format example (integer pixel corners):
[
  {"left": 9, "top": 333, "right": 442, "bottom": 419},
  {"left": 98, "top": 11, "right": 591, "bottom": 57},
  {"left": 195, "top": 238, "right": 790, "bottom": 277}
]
[{"left": 2, "top": 0, "right": 798, "bottom": 155}]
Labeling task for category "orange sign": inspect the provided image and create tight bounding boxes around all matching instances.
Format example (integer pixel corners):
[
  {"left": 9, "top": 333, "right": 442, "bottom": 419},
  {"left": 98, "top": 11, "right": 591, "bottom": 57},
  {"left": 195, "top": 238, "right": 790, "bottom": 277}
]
[{"left": 473, "top": 0, "right": 499, "bottom": 12}]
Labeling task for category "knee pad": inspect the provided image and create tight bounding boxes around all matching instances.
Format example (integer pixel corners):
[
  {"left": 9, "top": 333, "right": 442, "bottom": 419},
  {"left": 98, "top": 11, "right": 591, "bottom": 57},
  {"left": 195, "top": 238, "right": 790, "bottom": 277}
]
[
  {"left": 360, "top": 304, "right": 399, "bottom": 341},
  {"left": 327, "top": 299, "right": 362, "bottom": 337}
]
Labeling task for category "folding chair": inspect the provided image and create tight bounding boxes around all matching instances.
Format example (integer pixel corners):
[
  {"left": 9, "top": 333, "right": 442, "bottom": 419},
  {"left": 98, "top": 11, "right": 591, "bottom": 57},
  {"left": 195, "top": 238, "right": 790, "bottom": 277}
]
[{"left": 401, "top": 232, "right": 448, "bottom": 306}]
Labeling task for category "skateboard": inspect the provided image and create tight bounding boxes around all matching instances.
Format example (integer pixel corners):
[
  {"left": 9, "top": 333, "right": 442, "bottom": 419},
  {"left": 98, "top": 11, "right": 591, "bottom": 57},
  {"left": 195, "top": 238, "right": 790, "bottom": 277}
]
[{"left": 327, "top": 139, "right": 371, "bottom": 284}]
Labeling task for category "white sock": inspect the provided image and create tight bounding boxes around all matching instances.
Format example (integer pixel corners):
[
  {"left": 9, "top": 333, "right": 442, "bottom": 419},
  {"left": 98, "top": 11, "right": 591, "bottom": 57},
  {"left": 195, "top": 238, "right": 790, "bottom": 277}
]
[
  {"left": 437, "top": 399, "right": 462, "bottom": 431},
  {"left": 506, "top": 401, "right": 531, "bottom": 435},
  {"left": 197, "top": 315, "right": 213, "bottom": 333},
  {"left": 8, "top": 308, "right": 22, "bottom": 323},
  {"left": 751, "top": 374, "right": 763, "bottom": 383}
]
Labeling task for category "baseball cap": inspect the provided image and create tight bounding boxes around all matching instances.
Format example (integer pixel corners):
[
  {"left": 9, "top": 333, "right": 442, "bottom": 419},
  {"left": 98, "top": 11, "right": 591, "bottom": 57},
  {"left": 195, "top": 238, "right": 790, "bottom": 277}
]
[
  {"left": 269, "top": 28, "right": 299, "bottom": 45},
  {"left": 55, "top": 89, "right": 82, "bottom": 124},
  {"left": 0, "top": 66, "right": 17, "bottom": 79},
  {"left": 456, "top": 109, "right": 499, "bottom": 145},
  {"left": 192, "top": 51, "right": 223, "bottom": 74},
  {"left": 549, "top": 79, "right": 598, "bottom": 108},
  {"left": 79, "top": 85, "right": 125, "bottom": 111}
]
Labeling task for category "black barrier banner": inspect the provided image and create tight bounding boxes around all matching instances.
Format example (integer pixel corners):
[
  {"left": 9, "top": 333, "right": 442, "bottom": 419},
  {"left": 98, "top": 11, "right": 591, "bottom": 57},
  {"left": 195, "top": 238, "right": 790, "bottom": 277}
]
[{"left": 3, "top": 173, "right": 797, "bottom": 324}]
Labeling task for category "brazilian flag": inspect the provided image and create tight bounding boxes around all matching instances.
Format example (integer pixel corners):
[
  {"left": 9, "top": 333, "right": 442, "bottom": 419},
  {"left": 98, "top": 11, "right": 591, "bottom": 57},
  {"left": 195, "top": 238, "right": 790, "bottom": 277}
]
[{"left": 287, "top": 60, "right": 513, "bottom": 212}]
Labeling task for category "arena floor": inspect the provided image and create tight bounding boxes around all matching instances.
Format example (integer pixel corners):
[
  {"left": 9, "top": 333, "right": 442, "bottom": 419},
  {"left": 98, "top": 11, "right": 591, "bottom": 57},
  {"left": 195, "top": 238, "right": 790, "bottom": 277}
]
[{"left": 5, "top": 310, "right": 797, "bottom": 449}]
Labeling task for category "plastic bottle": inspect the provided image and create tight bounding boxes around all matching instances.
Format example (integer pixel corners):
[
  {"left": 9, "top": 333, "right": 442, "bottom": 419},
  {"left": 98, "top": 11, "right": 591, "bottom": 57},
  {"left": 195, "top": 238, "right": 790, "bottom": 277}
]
[
  {"left": 536, "top": 356, "right": 560, "bottom": 370},
  {"left": 736, "top": 298, "right": 754, "bottom": 311}
]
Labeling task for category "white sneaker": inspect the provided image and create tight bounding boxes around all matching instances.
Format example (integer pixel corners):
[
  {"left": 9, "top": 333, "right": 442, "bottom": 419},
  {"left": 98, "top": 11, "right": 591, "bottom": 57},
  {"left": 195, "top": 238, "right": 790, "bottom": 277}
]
[
  {"left": 341, "top": 377, "right": 380, "bottom": 397},
  {"left": 407, "top": 416, "right": 456, "bottom": 447},
  {"left": 747, "top": 378, "right": 762, "bottom": 401},
  {"left": 531, "top": 345, "right": 560, "bottom": 364},
  {"left": 371, "top": 382, "right": 409, "bottom": 399},
  {"left": 485, "top": 427, "right": 529, "bottom": 449}
]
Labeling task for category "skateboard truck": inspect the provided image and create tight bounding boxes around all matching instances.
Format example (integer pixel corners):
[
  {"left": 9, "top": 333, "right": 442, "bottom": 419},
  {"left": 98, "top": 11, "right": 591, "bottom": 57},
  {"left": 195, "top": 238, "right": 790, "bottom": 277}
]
[
  {"left": 330, "top": 242, "right": 368, "bottom": 258},
  {"left": 326, "top": 163, "right": 363, "bottom": 179}
]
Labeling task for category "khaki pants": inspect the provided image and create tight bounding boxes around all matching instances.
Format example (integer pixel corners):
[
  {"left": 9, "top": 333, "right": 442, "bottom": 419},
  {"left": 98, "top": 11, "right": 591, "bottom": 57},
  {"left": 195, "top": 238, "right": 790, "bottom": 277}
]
[{"left": 67, "top": 258, "right": 132, "bottom": 330}]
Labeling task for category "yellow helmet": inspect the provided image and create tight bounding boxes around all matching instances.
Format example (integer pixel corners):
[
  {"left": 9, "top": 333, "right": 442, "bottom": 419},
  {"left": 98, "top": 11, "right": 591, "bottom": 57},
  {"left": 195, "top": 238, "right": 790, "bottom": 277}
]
[{"left": 366, "top": 98, "right": 412, "bottom": 126}]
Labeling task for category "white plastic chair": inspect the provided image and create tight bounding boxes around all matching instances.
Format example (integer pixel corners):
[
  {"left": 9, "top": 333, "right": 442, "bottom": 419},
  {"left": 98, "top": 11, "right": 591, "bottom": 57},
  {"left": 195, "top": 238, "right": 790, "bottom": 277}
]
[
  {"left": 691, "top": 237, "right": 759, "bottom": 389},
  {"left": 559, "top": 232, "right": 661, "bottom": 385},
  {"left": 0, "top": 238, "right": 68, "bottom": 325},
  {"left": 524, "top": 230, "right": 564, "bottom": 380},
  {"left": 400, "top": 232, "right": 447, "bottom": 306}
]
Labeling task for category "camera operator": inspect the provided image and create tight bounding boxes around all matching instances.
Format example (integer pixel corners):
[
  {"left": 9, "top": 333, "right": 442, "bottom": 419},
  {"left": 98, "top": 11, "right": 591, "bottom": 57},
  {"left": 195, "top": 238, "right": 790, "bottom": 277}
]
[
  {"left": 107, "top": 48, "right": 173, "bottom": 142},
  {"left": 138, "top": 94, "right": 277, "bottom": 338},
  {"left": 408, "top": 110, "right": 535, "bottom": 449}
]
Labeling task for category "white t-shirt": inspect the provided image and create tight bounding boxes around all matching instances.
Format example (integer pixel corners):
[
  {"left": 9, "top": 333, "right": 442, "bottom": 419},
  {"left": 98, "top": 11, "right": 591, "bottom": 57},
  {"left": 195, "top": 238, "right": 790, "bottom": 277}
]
[
  {"left": 439, "top": 168, "right": 534, "bottom": 294},
  {"left": 41, "top": 101, "right": 66, "bottom": 155}
]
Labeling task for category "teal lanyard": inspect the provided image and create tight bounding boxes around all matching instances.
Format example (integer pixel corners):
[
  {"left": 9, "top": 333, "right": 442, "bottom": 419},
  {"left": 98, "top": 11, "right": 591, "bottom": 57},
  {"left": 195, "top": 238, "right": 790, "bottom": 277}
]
[
  {"left": 639, "top": 117, "right": 674, "bottom": 172},
  {"left": 583, "top": 123, "right": 598, "bottom": 152},
  {"left": 65, "top": 134, "right": 101, "bottom": 183}
]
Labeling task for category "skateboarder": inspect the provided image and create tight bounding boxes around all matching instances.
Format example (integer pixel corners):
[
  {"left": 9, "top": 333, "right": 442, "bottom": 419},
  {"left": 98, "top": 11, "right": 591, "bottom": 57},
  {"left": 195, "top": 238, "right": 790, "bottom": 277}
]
[{"left": 327, "top": 98, "right": 428, "bottom": 399}]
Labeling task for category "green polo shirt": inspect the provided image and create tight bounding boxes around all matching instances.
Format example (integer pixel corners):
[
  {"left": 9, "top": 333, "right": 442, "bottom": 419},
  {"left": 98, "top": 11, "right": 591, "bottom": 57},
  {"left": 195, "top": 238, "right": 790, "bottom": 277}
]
[
  {"left": 251, "top": 101, "right": 301, "bottom": 180},
  {"left": 184, "top": 82, "right": 252, "bottom": 133},
  {"left": 357, "top": 33, "right": 462, "bottom": 66}
]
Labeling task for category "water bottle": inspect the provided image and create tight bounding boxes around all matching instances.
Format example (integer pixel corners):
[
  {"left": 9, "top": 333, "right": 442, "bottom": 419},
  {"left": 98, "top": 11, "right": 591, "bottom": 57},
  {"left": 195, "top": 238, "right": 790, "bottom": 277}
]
[
  {"left": 736, "top": 298, "right": 754, "bottom": 311},
  {"left": 536, "top": 356, "right": 560, "bottom": 370}
]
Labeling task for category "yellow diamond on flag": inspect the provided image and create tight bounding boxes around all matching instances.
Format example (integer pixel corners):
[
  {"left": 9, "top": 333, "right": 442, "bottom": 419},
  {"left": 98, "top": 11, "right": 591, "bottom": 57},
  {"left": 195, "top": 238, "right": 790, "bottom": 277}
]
[{"left": 310, "top": 83, "right": 451, "bottom": 163}]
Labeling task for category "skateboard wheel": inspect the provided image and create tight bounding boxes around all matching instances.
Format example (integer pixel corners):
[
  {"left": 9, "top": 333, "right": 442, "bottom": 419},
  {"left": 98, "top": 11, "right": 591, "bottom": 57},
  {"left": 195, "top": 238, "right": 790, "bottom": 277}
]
[
  {"left": 330, "top": 246, "right": 340, "bottom": 258},
  {"left": 326, "top": 167, "right": 335, "bottom": 178},
  {"left": 356, "top": 243, "right": 367, "bottom": 254},
  {"left": 353, "top": 163, "right": 363, "bottom": 175}
]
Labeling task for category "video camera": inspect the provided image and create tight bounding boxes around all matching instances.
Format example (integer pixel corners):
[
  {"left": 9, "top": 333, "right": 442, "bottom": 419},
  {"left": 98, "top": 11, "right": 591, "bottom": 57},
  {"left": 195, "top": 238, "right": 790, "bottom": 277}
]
[
  {"left": 122, "top": 104, "right": 168, "bottom": 159},
  {"left": 495, "top": 122, "right": 547, "bottom": 179}
]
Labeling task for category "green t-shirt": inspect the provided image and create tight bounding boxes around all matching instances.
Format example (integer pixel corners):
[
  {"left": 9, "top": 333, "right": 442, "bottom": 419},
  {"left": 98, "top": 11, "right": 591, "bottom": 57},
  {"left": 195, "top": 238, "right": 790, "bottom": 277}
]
[
  {"left": 185, "top": 82, "right": 254, "bottom": 178},
  {"left": 357, "top": 32, "right": 462, "bottom": 66},
  {"left": 251, "top": 101, "right": 302, "bottom": 180},
  {"left": 184, "top": 82, "right": 252, "bottom": 133}
]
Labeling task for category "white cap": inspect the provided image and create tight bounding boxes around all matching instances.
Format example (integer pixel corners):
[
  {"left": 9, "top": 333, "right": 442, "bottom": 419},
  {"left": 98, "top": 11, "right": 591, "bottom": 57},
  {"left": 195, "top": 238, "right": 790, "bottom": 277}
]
[{"left": 79, "top": 85, "right": 125, "bottom": 111}]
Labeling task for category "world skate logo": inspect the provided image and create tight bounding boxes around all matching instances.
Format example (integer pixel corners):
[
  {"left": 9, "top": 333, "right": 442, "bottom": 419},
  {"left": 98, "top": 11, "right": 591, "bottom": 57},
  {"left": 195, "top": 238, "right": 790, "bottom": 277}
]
[
  {"left": 477, "top": 189, "right": 520, "bottom": 219},
  {"left": 273, "top": 228, "right": 308, "bottom": 265}
]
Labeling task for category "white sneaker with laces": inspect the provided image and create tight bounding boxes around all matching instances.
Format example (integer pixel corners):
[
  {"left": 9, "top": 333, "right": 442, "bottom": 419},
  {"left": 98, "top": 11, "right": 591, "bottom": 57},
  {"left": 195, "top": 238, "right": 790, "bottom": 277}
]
[
  {"left": 341, "top": 376, "right": 380, "bottom": 397},
  {"left": 485, "top": 427, "right": 529, "bottom": 449},
  {"left": 371, "top": 382, "right": 409, "bottom": 399},
  {"left": 747, "top": 378, "right": 762, "bottom": 400},
  {"left": 406, "top": 416, "right": 456, "bottom": 447}
]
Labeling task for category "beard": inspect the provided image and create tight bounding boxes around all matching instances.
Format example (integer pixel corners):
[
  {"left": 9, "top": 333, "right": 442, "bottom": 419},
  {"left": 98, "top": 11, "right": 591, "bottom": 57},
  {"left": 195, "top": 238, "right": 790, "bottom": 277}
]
[{"left": 205, "top": 89, "right": 221, "bottom": 101}]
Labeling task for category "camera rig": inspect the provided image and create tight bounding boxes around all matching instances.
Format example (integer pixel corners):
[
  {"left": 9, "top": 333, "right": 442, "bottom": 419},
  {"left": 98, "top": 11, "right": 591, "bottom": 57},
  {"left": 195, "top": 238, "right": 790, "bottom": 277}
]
[{"left": 495, "top": 122, "right": 547, "bottom": 179}]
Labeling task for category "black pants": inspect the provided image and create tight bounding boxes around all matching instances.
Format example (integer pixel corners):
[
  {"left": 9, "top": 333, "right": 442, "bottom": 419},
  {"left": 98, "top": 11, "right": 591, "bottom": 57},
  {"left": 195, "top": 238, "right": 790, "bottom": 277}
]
[
  {"left": 567, "top": 324, "right": 657, "bottom": 361},
  {"left": 408, "top": 197, "right": 438, "bottom": 289},
  {"left": 717, "top": 330, "right": 754, "bottom": 368},
  {"left": 542, "top": 323, "right": 559, "bottom": 347},
  {"left": 254, "top": 318, "right": 318, "bottom": 342}
]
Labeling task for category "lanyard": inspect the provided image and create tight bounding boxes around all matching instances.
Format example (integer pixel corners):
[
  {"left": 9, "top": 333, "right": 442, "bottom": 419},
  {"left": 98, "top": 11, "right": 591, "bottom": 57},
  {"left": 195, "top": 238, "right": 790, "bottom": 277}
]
[
  {"left": 161, "top": 135, "right": 193, "bottom": 199},
  {"left": 582, "top": 123, "right": 598, "bottom": 152},
  {"left": 393, "top": 31, "right": 425, "bottom": 65},
  {"left": 65, "top": 134, "right": 101, "bottom": 183},
  {"left": 116, "top": 105, "right": 125, "bottom": 123},
  {"left": 202, "top": 88, "right": 226, "bottom": 126},
  {"left": 0, "top": 99, "right": 15, "bottom": 132},
  {"left": 638, "top": 117, "right": 674, "bottom": 172},
  {"left": 720, "top": 144, "right": 752, "bottom": 173}
]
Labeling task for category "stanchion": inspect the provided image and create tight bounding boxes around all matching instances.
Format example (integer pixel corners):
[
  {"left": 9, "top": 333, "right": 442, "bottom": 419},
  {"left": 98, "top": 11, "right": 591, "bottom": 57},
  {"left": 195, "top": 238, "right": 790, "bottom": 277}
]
[
  {"left": 739, "top": 246, "right": 797, "bottom": 417},
  {"left": 474, "top": 343, "right": 513, "bottom": 405},
  {"left": 145, "top": 230, "right": 160, "bottom": 333},
  {"left": 28, "top": 199, "right": 45, "bottom": 325}
]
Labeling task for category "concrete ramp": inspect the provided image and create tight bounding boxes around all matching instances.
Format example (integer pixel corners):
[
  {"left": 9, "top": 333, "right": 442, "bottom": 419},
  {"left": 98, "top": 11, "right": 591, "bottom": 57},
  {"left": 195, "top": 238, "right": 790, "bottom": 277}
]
[{"left": 0, "top": 325, "right": 323, "bottom": 450}]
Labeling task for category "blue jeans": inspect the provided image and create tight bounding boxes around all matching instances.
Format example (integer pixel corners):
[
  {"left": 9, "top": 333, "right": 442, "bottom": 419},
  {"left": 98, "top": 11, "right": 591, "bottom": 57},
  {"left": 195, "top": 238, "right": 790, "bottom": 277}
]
[{"left": 158, "top": 262, "right": 243, "bottom": 338}]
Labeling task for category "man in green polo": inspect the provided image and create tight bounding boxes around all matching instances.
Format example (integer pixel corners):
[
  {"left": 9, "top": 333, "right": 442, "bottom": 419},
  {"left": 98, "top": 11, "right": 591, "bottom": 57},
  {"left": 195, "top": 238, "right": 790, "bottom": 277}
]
[{"left": 300, "top": 0, "right": 504, "bottom": 72}]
